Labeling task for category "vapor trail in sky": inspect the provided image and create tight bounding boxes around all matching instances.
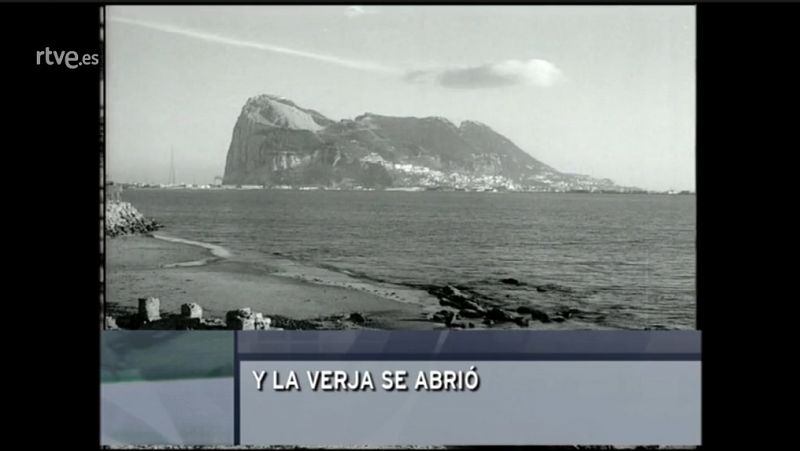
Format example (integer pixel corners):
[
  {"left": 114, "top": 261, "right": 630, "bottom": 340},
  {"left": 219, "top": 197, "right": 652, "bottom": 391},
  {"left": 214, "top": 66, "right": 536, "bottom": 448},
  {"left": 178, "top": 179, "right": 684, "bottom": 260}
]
[{"left": 109, "top": 16, "right": 401, "bottom": 74}]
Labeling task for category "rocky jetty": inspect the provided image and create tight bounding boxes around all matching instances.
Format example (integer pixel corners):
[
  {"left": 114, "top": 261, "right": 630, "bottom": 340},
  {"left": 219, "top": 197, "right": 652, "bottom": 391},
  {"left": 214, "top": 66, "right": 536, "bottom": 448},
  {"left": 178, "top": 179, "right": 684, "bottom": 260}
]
[{"left": 106, "top": 201, "right": 162, "bottom": 237}]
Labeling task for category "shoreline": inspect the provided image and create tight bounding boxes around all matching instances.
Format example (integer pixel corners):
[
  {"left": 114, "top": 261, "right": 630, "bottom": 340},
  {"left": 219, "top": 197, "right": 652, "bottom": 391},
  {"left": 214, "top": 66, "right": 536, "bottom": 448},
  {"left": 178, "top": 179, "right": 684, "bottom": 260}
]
[
  {"left": 147, "top": 233, "right": 432, "bottom": 310},
  {"left": 151, "top": 233, "right": 233, "bottom": 268},
  {"left": 106, "top": 232, "right": 687, "bottom": 331},
  {"left": 150, "top": 231, "right": 438, "bottom": 311},
  {"left": 106, "top": 234, "right": 443, "bottom": 330}
]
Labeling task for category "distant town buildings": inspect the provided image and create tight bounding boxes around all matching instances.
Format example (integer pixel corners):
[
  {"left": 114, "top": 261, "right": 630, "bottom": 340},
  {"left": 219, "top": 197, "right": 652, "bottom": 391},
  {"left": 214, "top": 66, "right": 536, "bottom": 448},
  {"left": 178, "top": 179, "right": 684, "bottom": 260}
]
[
  {"left": 114, "top": 155, "right": 692, "bottom": 195},
  {"left": 115, "top": 179, "right": 691, "bottom": 195}
]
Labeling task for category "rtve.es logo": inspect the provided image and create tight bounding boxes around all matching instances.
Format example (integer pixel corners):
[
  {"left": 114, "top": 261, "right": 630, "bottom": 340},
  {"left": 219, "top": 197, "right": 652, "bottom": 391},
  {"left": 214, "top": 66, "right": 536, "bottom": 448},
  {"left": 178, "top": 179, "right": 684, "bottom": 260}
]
[{"left": 36, "top": 47, "right": 100, "bottom": 69}]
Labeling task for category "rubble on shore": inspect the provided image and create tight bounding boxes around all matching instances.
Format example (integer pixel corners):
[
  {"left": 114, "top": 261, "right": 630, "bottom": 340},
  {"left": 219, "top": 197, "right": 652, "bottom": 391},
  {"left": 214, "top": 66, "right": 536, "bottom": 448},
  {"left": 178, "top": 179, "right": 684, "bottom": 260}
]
[
  {"left": 101, "top": 288, "right": 582, "bottom": 331},
  {"left": 106, "top": 201, "right": 163, "bottom": 237},
  {"left": 426, "top": 284, "right": 585, "bottom": 329},
  {"left": 104, "top": 297, "right": 379, "bottom": 331},
  {"left": 106, "top": 297, "right": 279, "bottom": 330}
]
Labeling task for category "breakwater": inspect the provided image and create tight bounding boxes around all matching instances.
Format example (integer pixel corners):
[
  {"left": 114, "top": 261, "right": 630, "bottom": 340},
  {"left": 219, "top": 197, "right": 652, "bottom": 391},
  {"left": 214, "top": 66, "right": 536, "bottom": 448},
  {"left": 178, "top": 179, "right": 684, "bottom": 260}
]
[{"left": 106, "top": 201, "right": 162, "bottom": 237}]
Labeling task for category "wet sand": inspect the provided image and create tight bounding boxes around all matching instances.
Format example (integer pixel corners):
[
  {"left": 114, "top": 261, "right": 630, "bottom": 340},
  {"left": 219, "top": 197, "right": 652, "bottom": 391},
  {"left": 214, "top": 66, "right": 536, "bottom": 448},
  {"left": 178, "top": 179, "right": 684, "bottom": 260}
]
[{"left": 106, "top": 235, "right": 439, "bottom": 329}]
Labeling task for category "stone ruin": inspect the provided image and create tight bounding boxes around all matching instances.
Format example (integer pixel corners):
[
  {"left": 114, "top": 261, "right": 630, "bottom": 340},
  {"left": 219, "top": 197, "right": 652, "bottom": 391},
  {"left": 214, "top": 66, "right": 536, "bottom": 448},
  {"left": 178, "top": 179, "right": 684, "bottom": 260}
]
[
  {"left": 105, "top": 297, "right": 280, "bottom": 330},
  {"left": 139, "top": 297, "right": 161, "bottom": 322},
  {"left": 181, "top": 302, "right": 203, "bottom": 319},
  {"left": 225, "top": 308, "right": 272, "bottom": 331}
]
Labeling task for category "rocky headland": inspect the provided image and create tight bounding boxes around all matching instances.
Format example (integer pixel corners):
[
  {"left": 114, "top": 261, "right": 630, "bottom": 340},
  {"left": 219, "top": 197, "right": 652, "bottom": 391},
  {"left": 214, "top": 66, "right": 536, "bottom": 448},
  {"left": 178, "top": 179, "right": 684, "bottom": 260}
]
[{"left": 222, "top": 94, "right": 638, "bottom": 192}]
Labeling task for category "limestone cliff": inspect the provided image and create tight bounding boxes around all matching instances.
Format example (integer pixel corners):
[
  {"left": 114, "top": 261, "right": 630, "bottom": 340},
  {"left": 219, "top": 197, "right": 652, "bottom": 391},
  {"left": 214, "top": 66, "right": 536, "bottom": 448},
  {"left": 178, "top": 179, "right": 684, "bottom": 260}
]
[{"left": 222, "top": 94, "right": 627, "bottom": 191}]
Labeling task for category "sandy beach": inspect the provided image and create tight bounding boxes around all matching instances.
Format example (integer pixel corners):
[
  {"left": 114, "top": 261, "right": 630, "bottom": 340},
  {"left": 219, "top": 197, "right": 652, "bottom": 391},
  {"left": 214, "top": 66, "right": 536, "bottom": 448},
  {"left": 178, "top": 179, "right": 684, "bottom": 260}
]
[{"left": 106, "top": 234, "right": 440, "bottom": 329}]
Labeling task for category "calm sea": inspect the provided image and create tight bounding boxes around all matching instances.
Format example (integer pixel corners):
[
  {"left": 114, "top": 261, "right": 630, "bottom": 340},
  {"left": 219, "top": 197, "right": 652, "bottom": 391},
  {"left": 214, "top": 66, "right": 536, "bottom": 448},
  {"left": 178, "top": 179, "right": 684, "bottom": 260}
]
[{"left": 120, "top": 189, "right": 696, "bottom": 329}]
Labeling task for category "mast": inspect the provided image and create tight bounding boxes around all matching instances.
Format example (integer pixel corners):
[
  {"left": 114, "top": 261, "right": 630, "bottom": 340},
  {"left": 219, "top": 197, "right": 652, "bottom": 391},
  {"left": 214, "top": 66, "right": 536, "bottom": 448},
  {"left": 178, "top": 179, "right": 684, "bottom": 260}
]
[{"left": 169, "top": 146, "right": 176, "bottom": 185}]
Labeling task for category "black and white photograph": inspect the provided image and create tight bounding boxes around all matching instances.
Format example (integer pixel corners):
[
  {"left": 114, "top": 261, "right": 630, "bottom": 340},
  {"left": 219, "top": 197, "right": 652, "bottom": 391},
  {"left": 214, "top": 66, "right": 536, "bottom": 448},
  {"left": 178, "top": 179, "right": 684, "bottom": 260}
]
[{"left": 104, "top": 5, "right": 696, "bottom": 331}]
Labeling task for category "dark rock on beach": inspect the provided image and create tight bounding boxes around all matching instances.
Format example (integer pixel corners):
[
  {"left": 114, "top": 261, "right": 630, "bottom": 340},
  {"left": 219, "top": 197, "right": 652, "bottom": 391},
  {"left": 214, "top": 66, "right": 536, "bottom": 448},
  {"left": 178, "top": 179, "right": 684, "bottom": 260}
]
[
  {"left": 348, "top": 312, "right": 366, "bottom": 324},
  {"left": 535, "top": 283, "right": 575, "bottom": 294},
  {"left": 459, "top": 308, "right": 484, "bottom": 318},
  {"left": 431, "top": 285, "right": 466, "bottom": 301},
  {"left": 517, "top": 306, "right": 552, "bottom": 323},
  {"left": 532, "top": 312, "right": 552, "bottom": 323},
  {"left": 457, "top": 299, "right": 484, "bottom": 312},
  {"left": 485, "top": 307, "right": 516, "bottom": 322},
  {"left": 557, "top": 308, "right": 584, "bottom": 319},
  {"left": 499, "top": 277, "right": 524, "bottom": 286},
  {"left": 269, "top": 315, "right": 322, "bottom": 330},
  {"left": 430, "top": 285, "right": 486, "bottom": 312},
  {"left": 644, "top": 324, "right": 671, "bottom": 331},
  {"left": 514, "top": 316, "right": 530, "bottom": 327},
  {"left": 140, "top": 316, "right": 203, "bottom": 330},
  {"left": 432, "top": 310, "right": 456, "bottom": 325}
]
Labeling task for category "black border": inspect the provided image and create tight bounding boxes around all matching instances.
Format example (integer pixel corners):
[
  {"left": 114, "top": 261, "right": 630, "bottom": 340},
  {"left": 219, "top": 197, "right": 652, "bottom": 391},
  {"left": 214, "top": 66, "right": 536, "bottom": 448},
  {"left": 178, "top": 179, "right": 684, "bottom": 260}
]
[
  {"left": 10, "top": 2, "right": 787, "bottom": 449},
  {"left": 4, "top": 2, "right": 103, "bottom": 448}
]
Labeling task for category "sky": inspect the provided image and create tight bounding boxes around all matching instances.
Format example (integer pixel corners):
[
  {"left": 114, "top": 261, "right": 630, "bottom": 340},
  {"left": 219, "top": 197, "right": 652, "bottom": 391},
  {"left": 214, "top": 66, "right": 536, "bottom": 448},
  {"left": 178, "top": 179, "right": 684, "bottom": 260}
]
[{"left": 106, "top": 5, "right": 695, "bottom": 191}]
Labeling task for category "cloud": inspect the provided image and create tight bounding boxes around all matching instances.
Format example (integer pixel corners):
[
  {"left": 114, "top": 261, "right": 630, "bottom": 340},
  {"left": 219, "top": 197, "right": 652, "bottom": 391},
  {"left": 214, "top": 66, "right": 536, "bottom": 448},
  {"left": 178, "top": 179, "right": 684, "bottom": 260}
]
[
  {"left": 344, "top": 6, "right": 376, "bottom": 18},
  {"left": 109, "top": 16, "right": 560, "bottom": 90},
  {"left": 109, "top": 15, "right": 399, "bottom": 74},
  {"left": 405, "top": 59, "right": 563, "bottom": 89}
]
